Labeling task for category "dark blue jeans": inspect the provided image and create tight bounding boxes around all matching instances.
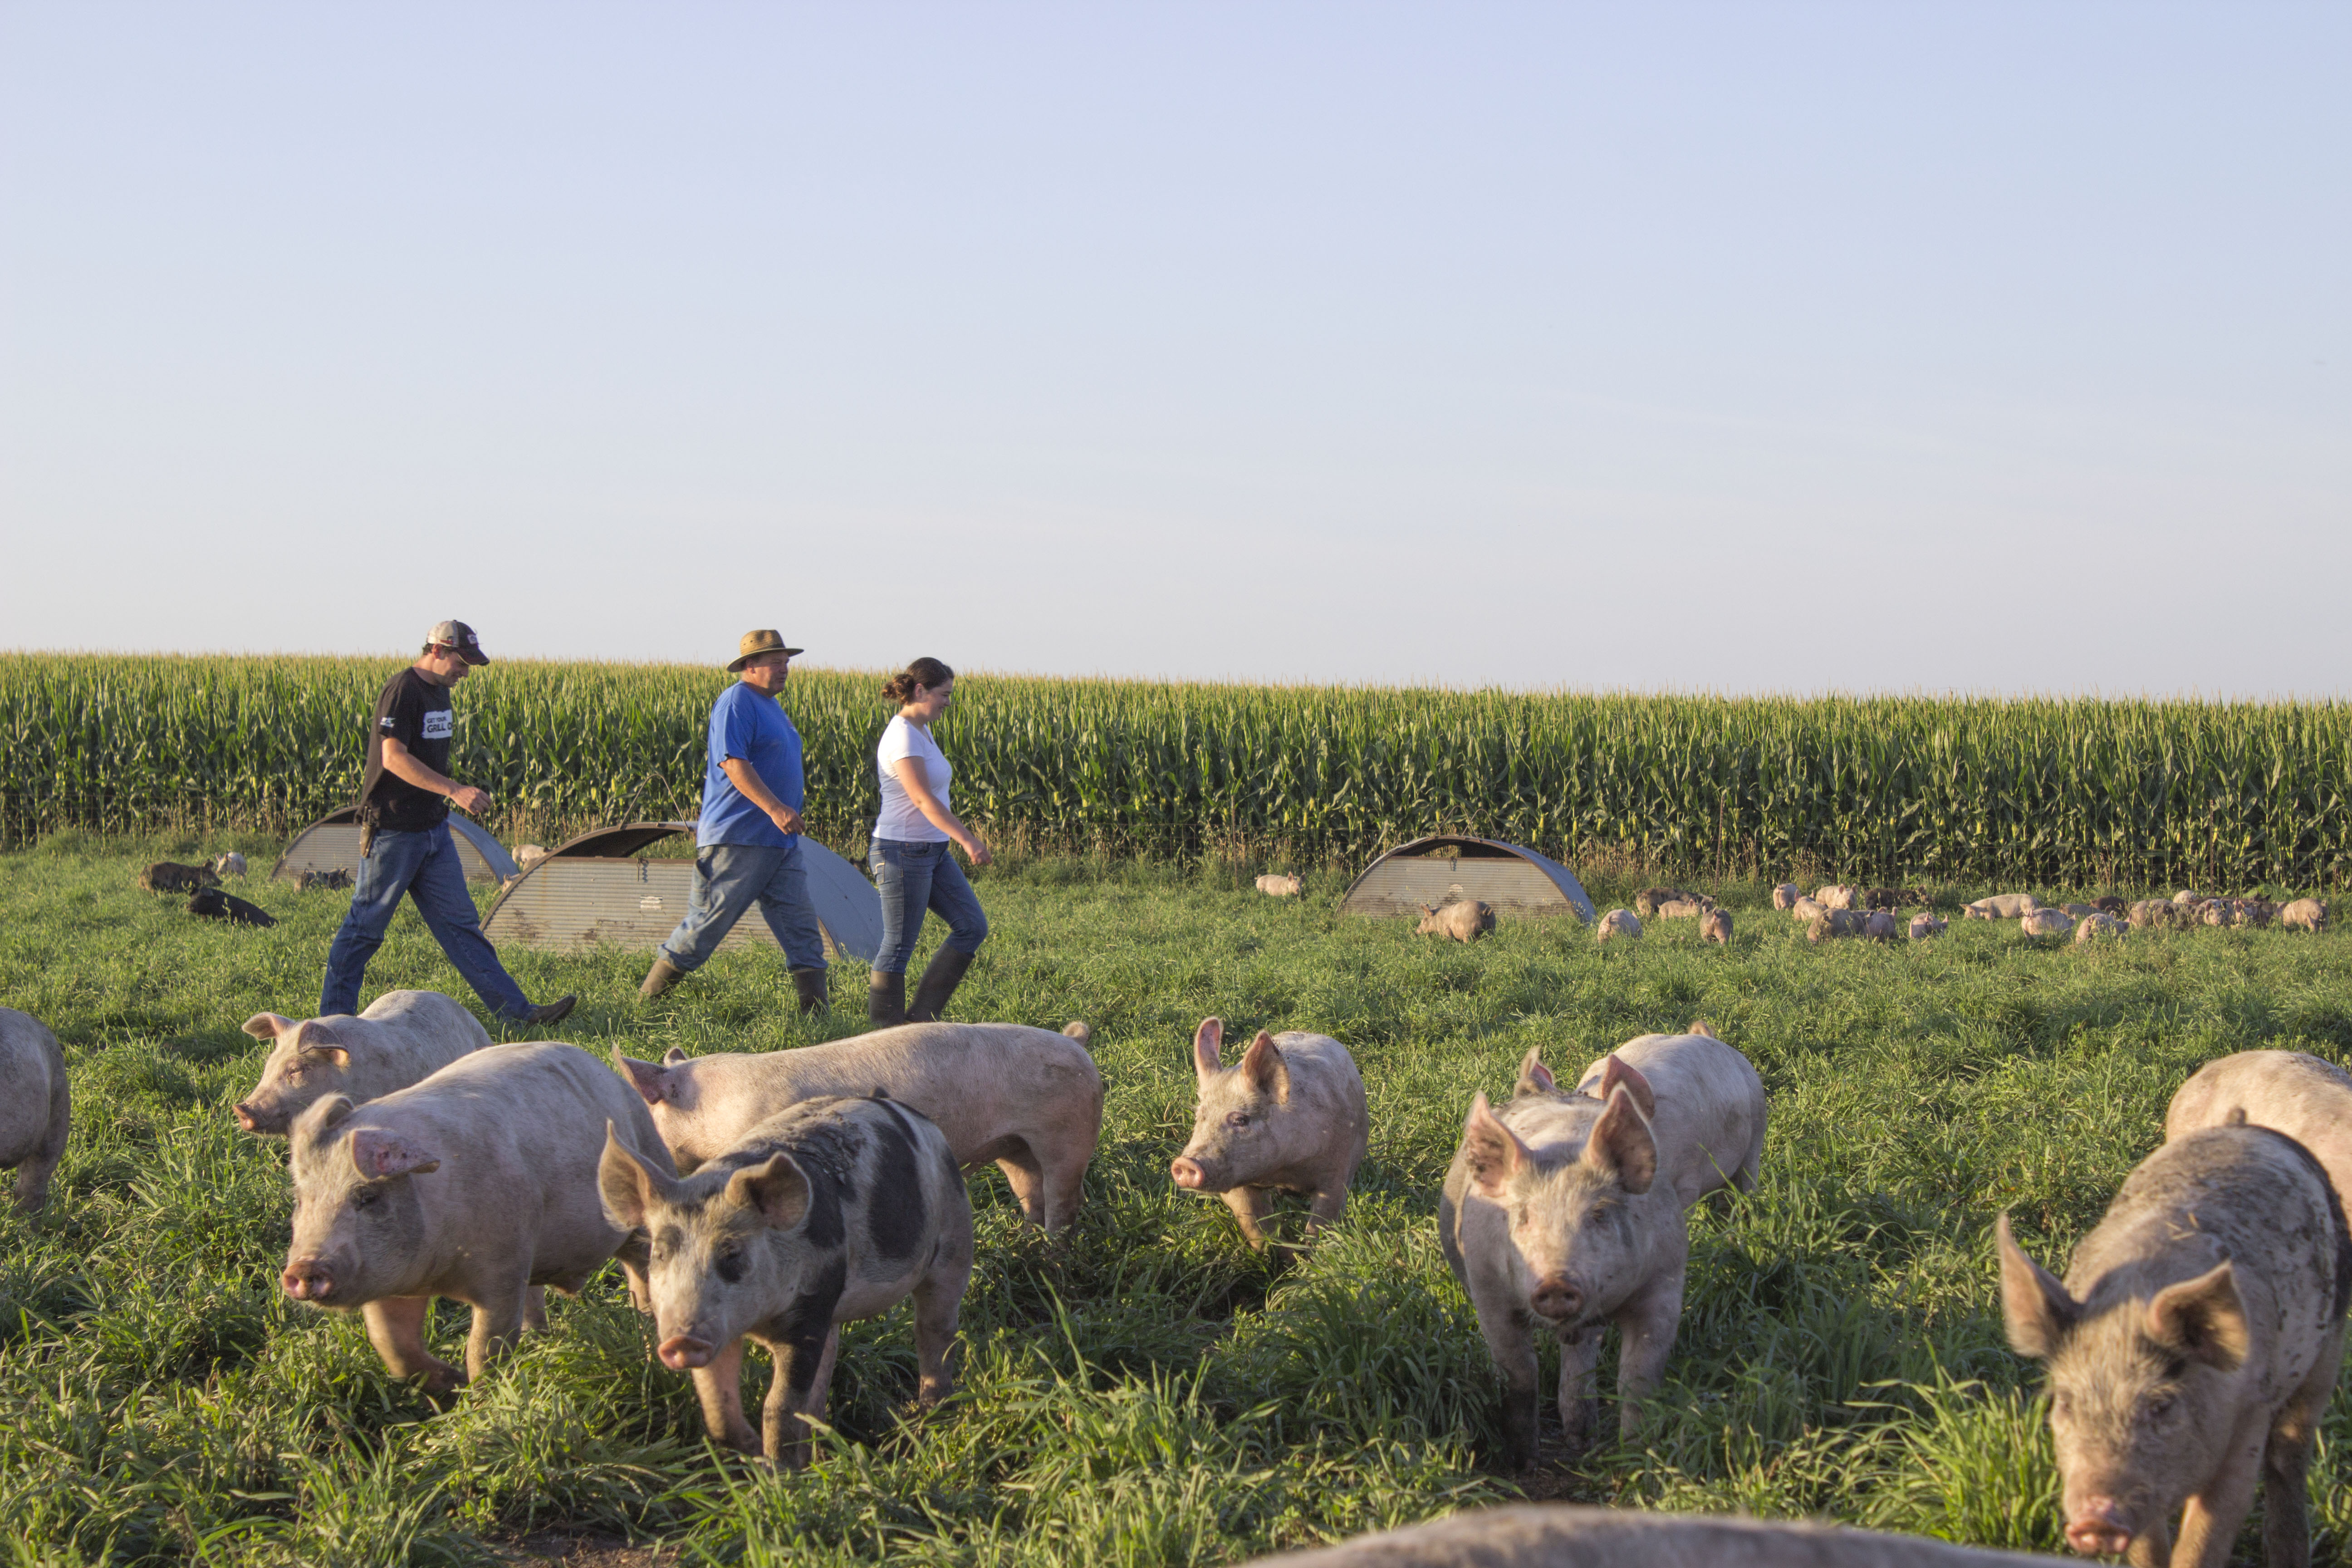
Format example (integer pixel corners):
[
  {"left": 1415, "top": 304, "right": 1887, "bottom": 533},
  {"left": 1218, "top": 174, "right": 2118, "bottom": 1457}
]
[
  {"left": 656, "top": 840, "right": 829, "bottom": 974},
  {"left": 321, "top": 824, "right": 534, "bottom": 1020},
  {"left": 870, "top": 838, "right": 988, "bottom": 975}
]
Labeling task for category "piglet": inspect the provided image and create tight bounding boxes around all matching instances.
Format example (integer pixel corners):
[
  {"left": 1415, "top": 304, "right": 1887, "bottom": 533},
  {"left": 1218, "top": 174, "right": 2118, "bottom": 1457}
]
[
  {"left": 1254, "top": 873, "right": 1304, "bottom": 897},
  {"left": 1597, "top": 909, "right": 1642, "bottom": 942},
  {"left": 281, "top": 1041, "right": 674, "bottom": 1392},
  {"left": 1998, "top": 1123, "right": 2349, "bottom": 1566},
  {"left": 1442, "top": 1026, "right": 1767, "bottom": 1466},
  {"left": 1170, "top": 1018, "right": 1367, "bottom": 1249},
  {"left": 1700, "top": 909, "right": 1732, "bottom": 945},
  {"left": 615, "top": 1020, "right": 1101, "bottom": 1233},
  {"left": 237, "top": 990, "right": 492, "bottom": 1137},
  {"left": 598, "top": 1094, "right": 974, "bottom": 1467},
  {"left": 0, "top": 1008, "right": 70, "bottom": 1214},
  {"left": 1417, "top": 900, "right": 1496, "bottom": 943}
]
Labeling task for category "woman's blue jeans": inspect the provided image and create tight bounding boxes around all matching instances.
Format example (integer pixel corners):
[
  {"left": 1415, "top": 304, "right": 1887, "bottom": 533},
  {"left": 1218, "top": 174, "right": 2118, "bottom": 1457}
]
[{"left": 869, "top": 838, "right": 987, "bottom": 975}]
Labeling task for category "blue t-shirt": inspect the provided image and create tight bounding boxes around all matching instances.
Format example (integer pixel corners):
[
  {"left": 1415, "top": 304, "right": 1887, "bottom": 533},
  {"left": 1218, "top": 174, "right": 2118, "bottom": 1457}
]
[{"left": 696, "top": 682, "right": 805, "bottom": 849}]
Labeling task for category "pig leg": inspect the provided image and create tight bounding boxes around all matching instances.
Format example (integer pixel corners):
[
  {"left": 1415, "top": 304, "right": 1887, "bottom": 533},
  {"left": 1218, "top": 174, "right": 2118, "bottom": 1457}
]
[
  {"left": 1472, "top": 1304, "right": 1542, "bottom": 1469},
  {"left": 1555, "top": 1324, "right": 1603, "bottom": 1449},
  {"left": 463, "top": 1285, "right": 529, "bottom": 1382},
  {"left": 2261, "top": 1335, "right": 2341, "bottom": 1568},
  {"left": 1304, "top": 1185, "right": 1348, "bottom": 1235},
  {"left": 2170, "top": 1409, "right": 2268, "bottom": 1568},
  {"left": 1220, "top": 1185, "right": 1275, "bottom": 1249},
  {"left": 522, "top": 1285, "right": 549, "bottom": 1333},
  {"left": 761, "top": 1327, "right": 835, "bottom": 1469},
  {"left": 1611, "top": 1271, "right": 1687, "bottom": 1440},
  {"left": 689, "top": 1338, "right": 760, "bottom": 1453},
  {"left": 912, "top": 1261, "right": 970, "bottom": 1407},
  {"left": 996, "top": 1153, "right": 1049, "bottom": 1227},
  {"left": 362, "top": 1296, "right": 465, "bottom": 1391}
]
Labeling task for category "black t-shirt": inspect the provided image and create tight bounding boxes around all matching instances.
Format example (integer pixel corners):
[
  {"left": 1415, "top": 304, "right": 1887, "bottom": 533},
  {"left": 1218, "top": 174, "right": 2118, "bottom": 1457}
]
[{"left": 359, "top": 668, "right": 455, "bottom": 831}]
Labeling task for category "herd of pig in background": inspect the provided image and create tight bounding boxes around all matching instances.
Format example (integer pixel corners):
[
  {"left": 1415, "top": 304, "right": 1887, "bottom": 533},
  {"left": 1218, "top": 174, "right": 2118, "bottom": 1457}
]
[{"left": 0, "top": 864, "right": 2346, "bottom": 1568}]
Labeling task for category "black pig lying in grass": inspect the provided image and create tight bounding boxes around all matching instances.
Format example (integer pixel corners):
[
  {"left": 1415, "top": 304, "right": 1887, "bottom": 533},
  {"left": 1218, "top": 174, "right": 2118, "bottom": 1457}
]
[{"left": 188, "top": 887, "right": 274, "bottom": 926}]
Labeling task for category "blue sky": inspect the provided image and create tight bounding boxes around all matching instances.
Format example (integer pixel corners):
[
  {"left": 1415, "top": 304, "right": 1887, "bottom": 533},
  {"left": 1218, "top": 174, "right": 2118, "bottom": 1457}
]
[{"left": 3, "top": 4, "right": 2344, "bottom": 693}]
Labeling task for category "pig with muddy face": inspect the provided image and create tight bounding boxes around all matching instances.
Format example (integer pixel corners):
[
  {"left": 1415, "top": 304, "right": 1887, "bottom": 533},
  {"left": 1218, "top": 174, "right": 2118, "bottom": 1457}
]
[
  {"left": 1998, "top": 1124, "right": 2350, "bottom": 1567},
  {"left": 598, "top": 1094, "right": 974, "bottom": 1468},
  {"left": 1170, "top": 1019, "right": 1367, "bottom": 1249},
  {"left": 615, "top": 1022, "right": 1100, "bottom": 1233},
  {"left": 1441, "top": 1027, "right": 1767, "bottom": 1467},
  {"left": 281, "top": 1041, "right": 674, "bottom": 1392},
  {"left": 1416, "top": 900, "right": 1495, "bottom": 943},
  {"left": 236, "top": 990, "right": 492, "bottom": 1137},
  {"left": 0, "top": 1009, "right": 71, "bottom": 1215}
]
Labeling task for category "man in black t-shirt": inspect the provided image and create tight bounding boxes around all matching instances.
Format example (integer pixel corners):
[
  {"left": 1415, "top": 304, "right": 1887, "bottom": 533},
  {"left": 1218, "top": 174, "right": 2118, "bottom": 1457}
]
[{"left": 319, "top": 621, "right": 576, "bottom": 1025}]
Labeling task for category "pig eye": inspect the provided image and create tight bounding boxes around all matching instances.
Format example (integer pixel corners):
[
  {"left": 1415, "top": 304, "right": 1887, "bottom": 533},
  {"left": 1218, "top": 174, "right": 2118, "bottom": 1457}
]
[
  {"left": 1225, "top": 1112, "right": 1250, "bottom": 1130},
  {"left": 2142, "top": 1393, "right": 2176, "bottom": 1423},
  {"left": 352, "top": 1186, "right": 382, "bottom": 1211},
  {"left": 714, "top": 1245, "right": 746, "bottom": 1285}
]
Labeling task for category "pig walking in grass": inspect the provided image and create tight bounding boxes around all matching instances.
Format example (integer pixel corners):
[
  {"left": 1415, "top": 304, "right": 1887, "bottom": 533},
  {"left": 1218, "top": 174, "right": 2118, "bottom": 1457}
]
[
  {"left": 0, "top": 1009, "right": 70, "bottom": 1214},
  {"left": 1997, "top": 1123, "right": 2350, "bottom": 1567},
  {"left": 615, "top": 1021, "right": 1102, "bottom": 1234},
  {"left": 1416, "top": 900, "right": 1495, "bottom": 943},
  {"left": 235, "top": 990, "right": 493, "bottom": 1137},
  {"left": 1170, "top": 1018, "right": 1367, "bottom": 1249},
  {"left": 1441, "top": 1024, "right": 1767, "bottom": 1467},
  {"left": 281, "top": 1041, "right": 675, "bottom": 1393},
  {"left": 1242, "top": 1504, "right": 2077, "bottom": 1568},
  {"left": 598, "top": 1094, "right": 974, "bottom": 1467}
]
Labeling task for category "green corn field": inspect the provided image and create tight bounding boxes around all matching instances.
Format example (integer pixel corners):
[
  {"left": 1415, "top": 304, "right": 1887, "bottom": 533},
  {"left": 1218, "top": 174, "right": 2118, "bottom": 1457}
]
[{"left": 3, "top": 652, "right": 2347, "bottom": 889}]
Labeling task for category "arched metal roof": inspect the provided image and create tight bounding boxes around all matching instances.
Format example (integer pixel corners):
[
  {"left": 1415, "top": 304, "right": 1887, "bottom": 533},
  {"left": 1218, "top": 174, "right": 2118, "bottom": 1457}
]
[
  {"left": 1337, "top": 834, "right": 1594, "bottom": 924},
  {"left": 481, "top": 823, "right": 884, "bottom": 965},
  {"left": 269, "top": 807, "right": 518, "bottom": 885}
]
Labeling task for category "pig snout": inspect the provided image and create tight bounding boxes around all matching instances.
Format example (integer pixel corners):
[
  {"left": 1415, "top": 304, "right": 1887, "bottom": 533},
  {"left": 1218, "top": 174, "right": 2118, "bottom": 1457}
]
[
  {"left": 1529, "top": 1275, "right": 1583, "bottom": 1321},
  {"left": 232, "top": 1102, "right": 260, "bottom": 1132},
  {"left": 658, "top": 1333, "right": 716, "bottom": 1370},
  {"left": 1170, "top": 1157, "right": 1206, "bottom": 1189},
  {"left": 281, "top": 1257, "right": 335, "bottom": 1301},
  {"left": 2063, "top": 1500, "right": 2136, "bottom": 1558}
]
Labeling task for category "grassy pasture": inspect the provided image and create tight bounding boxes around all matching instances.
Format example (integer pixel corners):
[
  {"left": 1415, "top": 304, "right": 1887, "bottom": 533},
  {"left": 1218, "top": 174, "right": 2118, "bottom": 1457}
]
[{"left": 4, "top": 834, "right": 2352, "bottom": 1565}]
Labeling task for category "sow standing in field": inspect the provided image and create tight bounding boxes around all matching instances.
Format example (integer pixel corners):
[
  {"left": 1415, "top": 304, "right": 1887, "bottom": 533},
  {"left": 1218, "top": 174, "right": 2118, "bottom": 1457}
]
[
  {"left": 320, "top": 621, "right": 574, "bottom": 1025},
  {"left": 639, "top": 630, "right": 832, "bottom": 1014}
]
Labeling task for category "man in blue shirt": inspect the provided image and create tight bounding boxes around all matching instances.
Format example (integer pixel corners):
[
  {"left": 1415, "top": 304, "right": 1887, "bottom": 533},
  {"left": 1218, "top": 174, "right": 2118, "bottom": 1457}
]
[{"left": 638, "top": 629, "right": 831, "bottom": 1013}]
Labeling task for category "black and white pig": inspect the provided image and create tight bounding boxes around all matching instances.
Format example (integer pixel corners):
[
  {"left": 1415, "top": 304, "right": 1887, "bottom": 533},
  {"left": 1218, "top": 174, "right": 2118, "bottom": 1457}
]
[{"left": 598, "top": 1093, "right": 975, "bottom": 1468}]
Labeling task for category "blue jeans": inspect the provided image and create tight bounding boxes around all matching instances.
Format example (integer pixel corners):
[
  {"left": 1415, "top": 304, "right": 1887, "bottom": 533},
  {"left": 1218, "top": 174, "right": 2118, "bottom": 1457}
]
[
  {"left": 870, "top": 838, "right": 988, "bottom": 975},
  {"left": 657, "top": 840, "right": 829, "bottom": 974},
  {"left": 322, "top": 825, "right": 534, "bottom": 1020}
]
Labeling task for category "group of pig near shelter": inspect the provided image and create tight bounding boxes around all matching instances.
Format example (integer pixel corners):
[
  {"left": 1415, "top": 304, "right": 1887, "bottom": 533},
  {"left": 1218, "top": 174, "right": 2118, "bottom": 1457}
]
[{"left": 2, "top": 872, "right": 2349, "bottom": 1568}]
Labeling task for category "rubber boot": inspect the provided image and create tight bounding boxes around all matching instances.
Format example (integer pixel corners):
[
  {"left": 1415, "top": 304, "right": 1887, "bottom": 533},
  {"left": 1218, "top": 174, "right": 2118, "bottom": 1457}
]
[
  {"left": 867, "top": 970, "right": 906, "bottom": 1029},
  {"left": 639, "top": 958, "right": 687, "bottom": 1000},
  {"left": 906, "top": 946, "right": 975, "bottom": 1024},
  {"left": 790, "top": 966, "right": 829, "bottom": 1017}
]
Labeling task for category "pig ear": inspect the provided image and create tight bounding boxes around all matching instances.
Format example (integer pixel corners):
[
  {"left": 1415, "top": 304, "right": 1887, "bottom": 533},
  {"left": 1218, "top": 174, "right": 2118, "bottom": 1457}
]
[
  {"left": 243, "top": 1012, "right": 293, "bottom": 1041},
  {"left": 2146, "top": 1259, "right": 2249, "bottom": 1372},
  {"left": 613, "top": 1050, "right": 670, "bottom": 1107},
  {"left": 1581, "top": 1087, "right": 1657, "bottom": 1195},
  {"left": 1513, "top": 1049, "right": 1558, "bottom": 1099},
  {"left": 663, "top": 1047, "right": 689, "bottom": 1065},
  {"left": 1598, "top": 1055, "right": 1657, "bottom": 1121},
  {"left": 348, "top": 1127, "right": 440, "bottom": 1180},
  {"left": 1192, "top": 1018, "right": 1225, "bottom": 1084},
  {"left": 1463, "top": 1094, "right": 1531, "bottom": 1200},
  {"left": 1240, "top": 1031, "right": 1289, "bottom": 1102},
  {"left": 1995, "top": 1213, "right": 2080, "bottom": 1359},
  {"left": 294, "top": 1021, "right": 351, "bottom": 1068},
  {"left": 728, "top": 1152, "right": 813, "bottom": 1230},
  {"left": 598, "top": 1119, "right": 672, "bottom": 1230},
  {"left": 1686, "top": 1020, "right": 1716, "bottom": 1039},
  {"left": 299, "top": 1093, "right": 358, "bottom": 1139}
]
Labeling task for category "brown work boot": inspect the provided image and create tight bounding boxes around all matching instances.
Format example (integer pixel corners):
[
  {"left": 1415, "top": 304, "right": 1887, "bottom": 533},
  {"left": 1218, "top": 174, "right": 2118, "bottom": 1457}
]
[
  {"left": 906, "top": 946, "right": 975, "bottom": 1024},
  {"left": 639, "top": 958, "right": 687, "bottom": 1000},
  {"left": 867, "top": 970, "right": 906, "bottom": 1029},
  {"left": 790, "top": 966, "right": 829, "bottom": 1017},
  {"left": 523, "top": 994, "right": 578, "bottom": 1025}
]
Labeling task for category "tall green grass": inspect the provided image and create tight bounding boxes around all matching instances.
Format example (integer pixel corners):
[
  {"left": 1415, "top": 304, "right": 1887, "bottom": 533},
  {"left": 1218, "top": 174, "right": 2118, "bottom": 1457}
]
[{"left": 5, "top": 652, "right": 2348, "bottom": 888}]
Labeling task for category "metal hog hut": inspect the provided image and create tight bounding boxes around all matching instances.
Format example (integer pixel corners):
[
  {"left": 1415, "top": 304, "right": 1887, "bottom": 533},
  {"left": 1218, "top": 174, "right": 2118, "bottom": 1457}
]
[
  {"left": 480, "top": 821, "right": 885, "bottom": 964},
  {"left": 271, "top": 806, "right": 518, "bottom": 885},
  {"left": 1338, "top": 835, "right": 1595, "bottom": 924}
]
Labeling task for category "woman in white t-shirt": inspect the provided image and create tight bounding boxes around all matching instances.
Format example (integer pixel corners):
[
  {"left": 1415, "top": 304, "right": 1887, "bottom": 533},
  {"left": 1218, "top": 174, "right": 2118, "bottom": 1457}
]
[{"left": 867, "top": 657, "right": 993, "bottom": 1027}]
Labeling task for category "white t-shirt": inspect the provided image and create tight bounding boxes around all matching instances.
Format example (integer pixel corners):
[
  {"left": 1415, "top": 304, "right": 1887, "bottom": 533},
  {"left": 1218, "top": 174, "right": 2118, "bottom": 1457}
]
[{"left": 874, "top": 715, "right": 952, "bottom": 843}]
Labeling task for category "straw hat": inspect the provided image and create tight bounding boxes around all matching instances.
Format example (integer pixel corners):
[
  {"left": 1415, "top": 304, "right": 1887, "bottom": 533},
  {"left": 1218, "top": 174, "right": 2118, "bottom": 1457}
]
[{"left": 728, "top": 629, "right": 804, "bottom": 672}]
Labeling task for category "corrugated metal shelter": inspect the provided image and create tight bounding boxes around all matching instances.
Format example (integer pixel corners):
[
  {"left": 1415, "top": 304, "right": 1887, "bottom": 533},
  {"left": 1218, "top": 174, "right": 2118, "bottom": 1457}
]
[
  {"left": 1338, "top": 835, "right": 1595, "bottom": 924},
  {"left": 271, "top": 806, "right": 518, "bottom": 886},
  {"left": 480, "top": 822, "right": 885, "bottom": 964}
]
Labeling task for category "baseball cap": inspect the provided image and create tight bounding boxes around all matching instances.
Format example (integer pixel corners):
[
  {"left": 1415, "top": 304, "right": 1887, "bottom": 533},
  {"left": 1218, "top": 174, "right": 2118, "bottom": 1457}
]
[{"left": 427, "top": 620, "right": 490, "bottom": 666}]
